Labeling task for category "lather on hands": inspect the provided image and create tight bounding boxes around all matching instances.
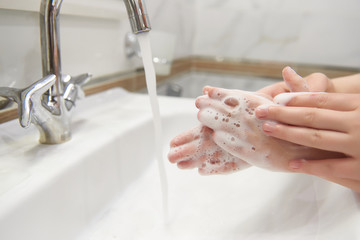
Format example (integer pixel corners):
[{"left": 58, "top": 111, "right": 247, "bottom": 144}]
[
  {"left": 168, "top": 83, "right": 341, "bottom": 174},
  {"left": 168, "top": 66, "right": 360, "bottom": 192},
  {"left": 168, "top": 125, "right": 251, "bottom": 175}
]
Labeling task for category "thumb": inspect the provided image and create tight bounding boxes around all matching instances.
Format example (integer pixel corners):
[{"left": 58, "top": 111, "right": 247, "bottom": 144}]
[{"left": 282, "top": 66, "right": 309, "bottom": 92}]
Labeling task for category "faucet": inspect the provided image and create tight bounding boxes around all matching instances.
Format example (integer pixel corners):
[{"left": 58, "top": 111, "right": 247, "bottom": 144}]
[
  {"left": 0, "top": 0, "right": 151, "bottom": 144},
  {"left": 0, "top": 0, "right": 91, "bottom": 144},
  {"left": 123, "top": 0, "right": 151, "bottom": 34},
  {"left": 37, "top": 0, "right": 91, "bottom": 144}
]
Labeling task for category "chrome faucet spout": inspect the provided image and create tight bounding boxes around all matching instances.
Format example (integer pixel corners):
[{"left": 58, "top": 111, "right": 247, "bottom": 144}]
[
  {"left": 123, "top": 0, "right": 151, "bottom": 34},
  {"left": 40, "top": 0, "right": 64, "bottom": 101}
]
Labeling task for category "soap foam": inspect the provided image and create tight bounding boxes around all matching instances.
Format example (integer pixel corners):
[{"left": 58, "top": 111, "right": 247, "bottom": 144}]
[
  {"left": 274, "top": 92, "right": 326, "bottom": 106},
  {"left": 168, "top": 125, "right": 251, "bottom": 175},
  {"left": 173, "top": 88, "right": 324, "bottom": 174},
  {"left": 197, "top": 89, "right": 277, "bottom": 171}
]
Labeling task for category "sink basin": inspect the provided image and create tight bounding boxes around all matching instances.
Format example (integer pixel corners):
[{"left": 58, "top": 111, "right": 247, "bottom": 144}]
[{"left": 0, "top": 88, "right": 359, "bottom": 240}]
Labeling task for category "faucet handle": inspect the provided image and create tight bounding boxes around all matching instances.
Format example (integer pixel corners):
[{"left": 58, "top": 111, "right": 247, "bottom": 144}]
[
  {"left": 19, "top": 74, "right": 56, "bottom": 128},
  {"left": 0, "top": 74, "right": 56, "bottom": 128},
  {"left": 63, "top": 73, "right": 91, "bottom": 110}
]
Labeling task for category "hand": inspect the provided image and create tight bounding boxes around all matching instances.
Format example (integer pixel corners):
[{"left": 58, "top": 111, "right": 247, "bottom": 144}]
[
  {"left": 168, "top": 125, "right": 251, "bottom": 175},
  {"left": 195, "top": 86, "right": 341, "bottom": 171},
  {"left": 258, "top": 66, "right": 334, "bottom": 97},
  {"left": 255, "top": 92, "right": 360, "bottom": 192}
]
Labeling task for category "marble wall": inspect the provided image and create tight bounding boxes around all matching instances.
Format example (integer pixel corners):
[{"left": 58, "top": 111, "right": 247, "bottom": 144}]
[
  {"left": 0, "top": 0, "right": 133, "bottom": 88},
  {"left": 0, "top": 0, "right": 359, "bottom": 89},
  {"left": 192, "top": 0, "right": 360, "bottom": 68}
]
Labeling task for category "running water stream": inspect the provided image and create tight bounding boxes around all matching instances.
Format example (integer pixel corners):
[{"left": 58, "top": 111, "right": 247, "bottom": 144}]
[{"left": 137, "top": 32, "right": 168, "bottom": 221}]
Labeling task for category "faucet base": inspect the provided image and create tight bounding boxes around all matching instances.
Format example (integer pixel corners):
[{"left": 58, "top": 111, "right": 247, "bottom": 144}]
[
  {"left": 39, "top": 131, "right": 71, "bottom": 144},
  {"left": 34, "top": 100, "right": 73, "bottom": 144}
]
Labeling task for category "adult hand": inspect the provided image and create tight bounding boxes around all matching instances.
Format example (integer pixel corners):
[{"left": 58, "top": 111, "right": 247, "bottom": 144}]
[
  {"left": 255, "top": 92, "right": 360, "bottom": 192},
  {"left": 195, "top": 86, "right": 341, "bottom": 171},
  {"left": 168, "top": 125, "right": 251, "bottom": 175},
  {"left": 258, "top": 66, "right": 334, "bottom": 97}
]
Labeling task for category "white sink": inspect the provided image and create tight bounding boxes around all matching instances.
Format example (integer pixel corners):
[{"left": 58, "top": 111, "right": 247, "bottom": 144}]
[{"left": 0, "top": 88, "right": 359, "bottom": 240}]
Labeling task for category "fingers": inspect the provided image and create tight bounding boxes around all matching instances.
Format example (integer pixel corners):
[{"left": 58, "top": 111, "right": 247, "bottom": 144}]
[
  {"left": 277, "top": 92, "right": 359, "bottom": 111},
  {"left": 168, "top": 123, "right": 248, "bottom": 173},
  {"left": 282, "top": 66, "right": 309, "bottom": 92},
  {"left": 196, "top": 89, "right": 240, "bottom": 110},
  {"left": 202, "top": 86, "right": 224, "bottom": 99},
  {"left": 170, "top": 125, "right": 203, "bottom": 148},
  {"left": 255, "top": 94, "right": 356, "bottom": 154},
  {"left": 168, "top": 139, "right": 198, "bottom": 164},
  {"left": 197, "top": 86, "right": 274, "bottom": 131},
  {"left": 170, "top": 125, "right": 214, "bottom": 148},
  {"left": 177, "top": 155, "right": 206, "bottom": 169},
  {"left": 169, "top": 139, "right": 209, "bottom": 170},
  {"left": 260, "top": 121, "right": 350, "bottom": 153},
  {"left": 256, "top": 105, "right": 350, "bottom": 132},
  {"left": 196, "top": 89, "right": 240, "bottom": 131},
  {"left": 168, "top": 125, "right": 212, "bottom": 167},
  {"left": 288, "top": 157, "right": 360, "bottom": 192},
  {"left": 289, "top": 157, "right": 360, "bottom": 181},
  {"left": 211, "top": 130, "right": 254, "bottom": 160},
  {"left": 197, "top": 86, "right": 274, "bottom": 109},
  {"left": 199, "top": 161, "right": 251, "bottom": 175},
  {"left": 197, "top": 146, "right": 252, "bottom": 175}
]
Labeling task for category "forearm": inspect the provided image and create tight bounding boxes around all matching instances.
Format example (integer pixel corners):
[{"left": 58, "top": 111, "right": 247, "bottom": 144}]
[{"left": 331, "top": 73, "right": 360, "bottom": 93}]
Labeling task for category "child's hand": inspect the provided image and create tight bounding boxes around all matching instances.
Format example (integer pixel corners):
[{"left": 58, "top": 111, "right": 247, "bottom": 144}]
[{"left": 168, "top": 125, "right": 251, "bottom": 175}]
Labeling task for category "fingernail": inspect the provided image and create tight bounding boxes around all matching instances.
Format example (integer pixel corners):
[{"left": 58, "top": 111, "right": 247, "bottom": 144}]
[
  {"left": 255, "top": 105, "right": 269, "bottom": 119},
  {"left": 287, "top": 66, "right": 296, "bottom": 74},
  {"left": 284, "top": 66, "right": 299, "bottom": 76},
  {"left": 262, "top": 121, "right": 277, "bottom": 133},
  {"left": 289, "top": 159, "right": 305, "bottom": 170}
]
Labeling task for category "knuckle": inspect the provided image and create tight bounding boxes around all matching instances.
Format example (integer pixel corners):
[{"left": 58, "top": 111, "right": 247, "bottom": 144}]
[
  {"left": 314, "top": 94, "right": 328, "bottom": 108},
  {"left": 309, "top": 129, "right": 323, "bottom": 145},
  {"left": 268, "top": 106, "right": 280, "bottom": 120},
  {"left": 303, "top": 109, "right": 316, "bottom": 125}
]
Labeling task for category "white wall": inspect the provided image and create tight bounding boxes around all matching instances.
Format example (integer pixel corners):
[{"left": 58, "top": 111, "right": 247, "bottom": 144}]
[
  {"left": 0, "top": 0, "right": 133, "bottom": 88},
  {"left": 0, "top": 0, "right": 195, "bottom": 88},
  {"left": 150, "top": 0, "right": 195, "bottom": 60},
  {"left": 0, "top": 0, "right": 359, "bottom": 89},
  {"left": 192, "top": 0, "right": 360, "bottom": 68}
]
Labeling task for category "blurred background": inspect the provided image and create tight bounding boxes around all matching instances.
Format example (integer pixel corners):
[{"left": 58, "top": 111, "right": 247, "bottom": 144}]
[{"left": 0, "top": 0, "right": 359, "bottom": 102}]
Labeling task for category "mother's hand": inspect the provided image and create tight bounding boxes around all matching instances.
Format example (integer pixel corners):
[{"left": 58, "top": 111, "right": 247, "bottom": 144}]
[{"left": 256, "top": 92, "right": 360, "bottom": 192}]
